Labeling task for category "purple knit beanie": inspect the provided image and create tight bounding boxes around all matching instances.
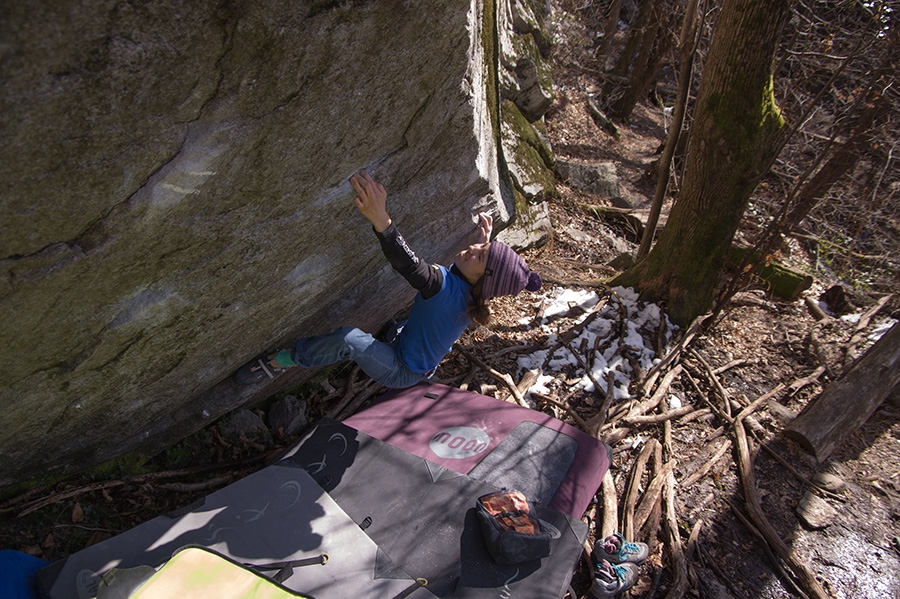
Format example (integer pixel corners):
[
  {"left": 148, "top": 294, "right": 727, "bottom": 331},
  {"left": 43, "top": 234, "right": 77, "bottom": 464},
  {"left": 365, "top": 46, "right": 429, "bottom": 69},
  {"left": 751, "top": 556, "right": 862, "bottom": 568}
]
[{"left": 482, "top": 242, "right": 543, "bottom": 300}]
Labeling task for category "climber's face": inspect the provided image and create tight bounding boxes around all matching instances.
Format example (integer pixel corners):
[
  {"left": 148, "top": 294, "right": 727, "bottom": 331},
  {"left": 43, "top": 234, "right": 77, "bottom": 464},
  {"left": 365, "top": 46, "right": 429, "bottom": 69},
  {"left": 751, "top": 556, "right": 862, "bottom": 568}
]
[{"left": 454, "top": 242, "right": 491, "bottom": 285}]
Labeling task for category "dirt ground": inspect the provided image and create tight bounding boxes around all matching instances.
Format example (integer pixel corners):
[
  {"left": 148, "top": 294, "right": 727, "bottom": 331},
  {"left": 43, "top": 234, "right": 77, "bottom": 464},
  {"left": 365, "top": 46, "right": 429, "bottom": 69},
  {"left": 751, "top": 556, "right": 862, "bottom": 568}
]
[{"left": 4, "top": 5, "right": 900, "bottom": 599}]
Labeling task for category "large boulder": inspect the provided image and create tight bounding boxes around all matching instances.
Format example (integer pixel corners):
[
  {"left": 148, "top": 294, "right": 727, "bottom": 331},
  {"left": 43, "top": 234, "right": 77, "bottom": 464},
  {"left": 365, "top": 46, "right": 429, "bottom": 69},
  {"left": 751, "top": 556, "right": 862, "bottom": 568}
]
[{"left": 0, "top": 0, "right": 554, "bottom": 486}]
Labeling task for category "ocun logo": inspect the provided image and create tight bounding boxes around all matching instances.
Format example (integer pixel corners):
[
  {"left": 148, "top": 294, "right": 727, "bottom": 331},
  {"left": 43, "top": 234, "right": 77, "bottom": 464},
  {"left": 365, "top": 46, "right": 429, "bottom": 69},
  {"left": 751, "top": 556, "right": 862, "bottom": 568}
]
[{"left": 429, "top": 426, "right": 490, "bottom": 459}]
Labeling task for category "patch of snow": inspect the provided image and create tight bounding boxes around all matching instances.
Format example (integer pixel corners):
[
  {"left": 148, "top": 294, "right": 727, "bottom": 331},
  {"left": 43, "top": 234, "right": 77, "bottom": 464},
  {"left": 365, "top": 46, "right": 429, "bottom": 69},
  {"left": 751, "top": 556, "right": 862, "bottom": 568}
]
[
  {"left": 869, "top": 319, "right": 897, "bottom": 342},
  {"left": 517, "top": 286, "right": 678, "bottom": 403}
]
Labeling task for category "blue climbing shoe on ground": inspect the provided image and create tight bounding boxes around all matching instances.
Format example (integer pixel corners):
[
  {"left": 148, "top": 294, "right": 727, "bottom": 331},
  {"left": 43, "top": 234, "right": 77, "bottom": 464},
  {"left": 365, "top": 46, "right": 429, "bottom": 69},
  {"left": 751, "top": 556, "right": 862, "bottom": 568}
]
[
  {"left": 589, "top": 559, "right": 639, "bottom": 598},
  {"left": 593, "top": 532, "right": 649, "bottom": 564},
  {"left": 234, "top": 351, "right": 294, "bottom": 385}
]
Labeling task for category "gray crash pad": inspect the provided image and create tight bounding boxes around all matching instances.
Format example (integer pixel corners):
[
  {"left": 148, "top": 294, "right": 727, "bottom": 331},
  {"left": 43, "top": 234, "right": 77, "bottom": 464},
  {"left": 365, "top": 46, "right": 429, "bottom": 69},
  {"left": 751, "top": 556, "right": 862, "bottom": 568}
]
[{"left": 36, "top": 465, "right": 435, "bottom": 599}]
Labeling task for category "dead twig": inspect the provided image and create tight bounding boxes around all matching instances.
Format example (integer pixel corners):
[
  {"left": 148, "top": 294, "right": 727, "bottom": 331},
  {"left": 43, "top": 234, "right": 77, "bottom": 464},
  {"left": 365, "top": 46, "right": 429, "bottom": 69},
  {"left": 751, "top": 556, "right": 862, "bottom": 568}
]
[{"left": 641, "top": 313, "right": 709, "bottom": 396}]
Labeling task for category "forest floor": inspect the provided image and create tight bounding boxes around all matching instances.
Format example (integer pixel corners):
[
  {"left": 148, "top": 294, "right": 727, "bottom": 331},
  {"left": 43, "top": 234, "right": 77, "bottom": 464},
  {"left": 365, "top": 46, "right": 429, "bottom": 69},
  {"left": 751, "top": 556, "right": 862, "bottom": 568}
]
[{"left": 4, "top": 6, "right": 900, "bottom": 599}]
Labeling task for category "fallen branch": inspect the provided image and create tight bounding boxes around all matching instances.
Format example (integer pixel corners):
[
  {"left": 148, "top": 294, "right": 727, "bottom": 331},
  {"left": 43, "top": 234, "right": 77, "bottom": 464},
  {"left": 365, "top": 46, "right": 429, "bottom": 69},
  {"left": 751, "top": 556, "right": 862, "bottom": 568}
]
[
  {"left": 713, "top": 359, "right": 750, "bottom": 375},
  {"left": 640, "top": 440, "right": 665, "bottom": 542},
  {"left": 624, "top": 404, "right": 694, "bottom": 425},
  {"left": 532, "top": 392, "right": 591, "bottom": 433},
  {"left": 156, "top": 475, "right": 235, "bottom": 493},
  {"left": 16, "top": 455, "right": 271, "bottom": 518},
  {"left": 600, "top": 469, "right": 618, "bottom": 540},
  {"left": 689, "top": 349, "right": 732, "bottom": 418},
  {"left": 663, "top": 462, "right": 689, "bottom": 598},
  {"left": 591, "top": 371, "right": 617, "bottom": 431},
  {"left": 679, "top": 438, "right": 732, "bottom": 488},
  {"left": 564, "top": 340, "right": 608, "bottom": 402},
  {"left": 457, "top": 347, "right": 528, "bottom": 406},
  {"left": 335, "top": 379, "right": 382, "bottom": 421},
  {"left": 327, "top": 366, "right": 362, "bottom": 419},
  {"left": 789, "top": 231, "right": 887, "bottom": 260},
  {"left": 621, "top": 439, "right": 656, "bottom": 539},
  {"left": 628, "top": 364, "right": 684, "bottom": 418},
  {"left": 633, "top": 460, "right": 676, "bottom": 534},
  {"left": 788, "top": 321, "right": 900, "bottom": 461},
  {"left": 723, "top": 497, "right": 811, "bottom": 599},
  {"left": 754, "top": 439, "right": 846, "bottom": 503},
  {"left": 786, "top": 365, "right": 827, "bottom": 398},
  {"left": 684, "top": 519, "right": 704, "bottom": 562},
  {"left": 809, "top": 327, "right": 836, "bottom": 379},
  {"left": 516, "top": 368, "right": 540, "bottom": 397},
  {"left": 676, "top": 407, "right": 712, "bottom": 424},
  {"left": 733, "top": 415, "right": 830, "bottom": 599},
  {"left": 804, "top": 296, "right": 830, "bottom": 321}
]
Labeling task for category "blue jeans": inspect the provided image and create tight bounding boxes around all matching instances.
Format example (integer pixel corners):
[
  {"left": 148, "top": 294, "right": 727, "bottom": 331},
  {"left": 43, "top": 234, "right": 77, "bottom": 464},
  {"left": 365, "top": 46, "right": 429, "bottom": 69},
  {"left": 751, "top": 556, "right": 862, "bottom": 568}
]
[{"left": 291, "top": 326, "right": 427, "bottom": 389}]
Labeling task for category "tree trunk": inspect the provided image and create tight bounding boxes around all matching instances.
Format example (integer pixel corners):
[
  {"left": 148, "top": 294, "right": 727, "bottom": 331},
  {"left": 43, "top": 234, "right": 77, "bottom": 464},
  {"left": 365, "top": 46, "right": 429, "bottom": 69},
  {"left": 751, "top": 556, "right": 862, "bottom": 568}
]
[
  {"left": 613, "top": 0, "right": 792, "bottom": 326},
  {"left": 786, "top": 321, "right": 900, "bottom": 462},
  {"left": 605, "top": 0, "right": 655, "bottom": 94},
  {"left": 596, "top": 0, "right": 624, "bottom": 58},
  {"left": 610, "top": 0, "right": 675, "bottom": 121}
]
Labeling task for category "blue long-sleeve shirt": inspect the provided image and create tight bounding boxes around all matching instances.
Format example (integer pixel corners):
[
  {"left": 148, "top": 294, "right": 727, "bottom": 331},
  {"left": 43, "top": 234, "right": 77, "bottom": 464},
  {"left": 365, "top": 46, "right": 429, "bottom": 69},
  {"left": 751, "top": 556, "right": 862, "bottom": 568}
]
[{"left": 374, "top": 224, "right": 472, "bottom": 373}]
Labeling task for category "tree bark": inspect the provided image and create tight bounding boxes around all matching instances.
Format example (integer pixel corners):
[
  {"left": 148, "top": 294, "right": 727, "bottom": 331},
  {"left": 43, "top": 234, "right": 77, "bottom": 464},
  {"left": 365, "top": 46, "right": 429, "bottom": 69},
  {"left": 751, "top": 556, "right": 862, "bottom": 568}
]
[
  {"left": 613, "top": 0, "right": 792, "bottom": 326},
  {"left": 786, "top": 321, "right": 900, "bottom": 462}
]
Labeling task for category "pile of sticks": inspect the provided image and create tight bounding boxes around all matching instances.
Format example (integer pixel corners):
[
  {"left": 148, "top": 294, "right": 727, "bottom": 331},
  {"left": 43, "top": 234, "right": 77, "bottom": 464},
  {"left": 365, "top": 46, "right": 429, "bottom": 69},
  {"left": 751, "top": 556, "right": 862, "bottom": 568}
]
[{"left": 455, "top": 292, "right": 895, "bottom": 599}]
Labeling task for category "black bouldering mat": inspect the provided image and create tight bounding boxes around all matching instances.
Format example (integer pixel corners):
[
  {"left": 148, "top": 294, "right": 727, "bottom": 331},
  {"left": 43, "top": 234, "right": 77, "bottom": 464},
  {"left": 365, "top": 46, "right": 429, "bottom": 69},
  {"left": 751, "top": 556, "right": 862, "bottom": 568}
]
[
  {"left": 36, "top": 466, "right": 436, "bottom": 599},
  {"left": 280, "top": 419, "right": 588, "bottom": 598}
]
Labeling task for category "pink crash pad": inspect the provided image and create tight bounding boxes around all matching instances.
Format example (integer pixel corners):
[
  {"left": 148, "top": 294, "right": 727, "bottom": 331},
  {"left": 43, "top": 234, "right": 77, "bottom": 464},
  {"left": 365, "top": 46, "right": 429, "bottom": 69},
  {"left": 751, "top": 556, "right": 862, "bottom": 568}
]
[{"left": 343, "top": 382, "right": 610, "bottom": 518}]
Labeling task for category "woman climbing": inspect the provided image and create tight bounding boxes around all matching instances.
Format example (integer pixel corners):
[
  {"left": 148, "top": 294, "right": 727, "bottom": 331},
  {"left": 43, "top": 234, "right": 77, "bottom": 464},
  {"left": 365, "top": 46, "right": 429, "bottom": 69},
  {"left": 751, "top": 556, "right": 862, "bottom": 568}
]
[{"left": 235, "top": 170, "right": 542, "bottom": 389}]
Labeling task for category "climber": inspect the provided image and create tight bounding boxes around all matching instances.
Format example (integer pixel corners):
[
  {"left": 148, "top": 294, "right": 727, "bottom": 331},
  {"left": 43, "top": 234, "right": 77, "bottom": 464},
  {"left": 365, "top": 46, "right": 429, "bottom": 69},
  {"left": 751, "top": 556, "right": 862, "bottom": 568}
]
[{"left": 234, "top": 170, "right": 542, "bottom": 389}]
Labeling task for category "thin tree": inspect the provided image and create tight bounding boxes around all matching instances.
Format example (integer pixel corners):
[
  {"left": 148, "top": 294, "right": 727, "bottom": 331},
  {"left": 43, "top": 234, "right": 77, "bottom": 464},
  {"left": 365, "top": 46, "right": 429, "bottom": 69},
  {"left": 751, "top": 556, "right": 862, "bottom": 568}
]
[{"left": 637, "top": 0, "right": 703, "bottom": 259}]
